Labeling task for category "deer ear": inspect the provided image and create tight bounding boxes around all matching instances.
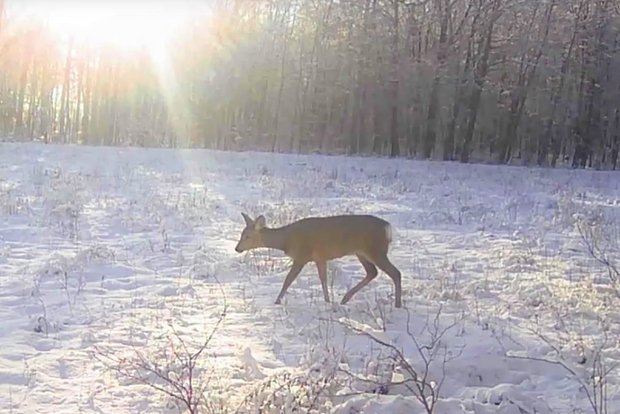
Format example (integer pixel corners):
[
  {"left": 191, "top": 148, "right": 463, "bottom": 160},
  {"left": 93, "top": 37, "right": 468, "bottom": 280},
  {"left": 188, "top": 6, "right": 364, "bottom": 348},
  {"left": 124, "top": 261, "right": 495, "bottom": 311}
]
[
  {"left": 241, "top": 212, "right": 253, "bottom": 227},
  {"left": 254, "top": 215, "right": 266, "bottom": 230}
]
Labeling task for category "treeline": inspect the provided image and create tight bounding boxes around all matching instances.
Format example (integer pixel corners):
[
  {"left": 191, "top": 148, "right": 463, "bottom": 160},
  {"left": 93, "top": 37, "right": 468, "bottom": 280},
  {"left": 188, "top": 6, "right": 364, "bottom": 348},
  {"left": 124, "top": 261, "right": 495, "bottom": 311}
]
[{"left": 0, "top": 0, "right": 619, "bottom": 169}]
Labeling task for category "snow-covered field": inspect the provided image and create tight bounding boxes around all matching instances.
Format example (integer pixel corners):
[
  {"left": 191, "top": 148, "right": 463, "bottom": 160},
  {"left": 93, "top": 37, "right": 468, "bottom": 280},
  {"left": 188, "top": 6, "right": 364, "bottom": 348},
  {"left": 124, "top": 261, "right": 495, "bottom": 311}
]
[{"left": 0, "top": 142, "right": 619, "bottom": 413}]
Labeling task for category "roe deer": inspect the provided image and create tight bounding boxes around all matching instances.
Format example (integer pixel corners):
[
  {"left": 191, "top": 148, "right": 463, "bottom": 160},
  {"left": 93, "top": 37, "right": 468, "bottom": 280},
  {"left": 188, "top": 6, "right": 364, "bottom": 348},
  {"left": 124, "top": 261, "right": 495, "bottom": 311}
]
[{"left": 235, "top": 213, "right": 402, "bottom": 308}]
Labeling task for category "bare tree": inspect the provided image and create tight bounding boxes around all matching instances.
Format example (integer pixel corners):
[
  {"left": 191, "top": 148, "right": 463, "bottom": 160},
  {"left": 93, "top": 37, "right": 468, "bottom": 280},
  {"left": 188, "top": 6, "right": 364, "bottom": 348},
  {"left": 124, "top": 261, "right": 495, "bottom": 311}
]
[{"left": 0, "top": 0, "right": 618, "bottom": 168}]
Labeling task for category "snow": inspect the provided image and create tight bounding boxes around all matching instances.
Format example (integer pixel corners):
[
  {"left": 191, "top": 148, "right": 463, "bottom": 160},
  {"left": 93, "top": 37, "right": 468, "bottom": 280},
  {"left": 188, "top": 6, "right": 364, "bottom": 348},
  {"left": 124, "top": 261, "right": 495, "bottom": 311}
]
[{"left": 0, "top": 142, "right": 619, "bottom": 413}]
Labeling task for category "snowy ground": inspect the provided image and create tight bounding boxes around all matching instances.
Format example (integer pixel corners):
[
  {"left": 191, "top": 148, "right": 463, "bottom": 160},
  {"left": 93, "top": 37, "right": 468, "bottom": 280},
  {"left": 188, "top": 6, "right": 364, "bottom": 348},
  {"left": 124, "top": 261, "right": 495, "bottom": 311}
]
[{"left": 0, "top": 142, "right": 619, "bottom": 413}]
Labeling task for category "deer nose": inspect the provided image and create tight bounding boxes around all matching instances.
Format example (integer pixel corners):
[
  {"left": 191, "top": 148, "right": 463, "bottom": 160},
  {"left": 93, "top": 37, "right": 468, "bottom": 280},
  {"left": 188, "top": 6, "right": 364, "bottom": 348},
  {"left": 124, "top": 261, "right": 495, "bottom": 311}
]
[{"left": 235, "top": 245, "right": 242, "bottom": 253}]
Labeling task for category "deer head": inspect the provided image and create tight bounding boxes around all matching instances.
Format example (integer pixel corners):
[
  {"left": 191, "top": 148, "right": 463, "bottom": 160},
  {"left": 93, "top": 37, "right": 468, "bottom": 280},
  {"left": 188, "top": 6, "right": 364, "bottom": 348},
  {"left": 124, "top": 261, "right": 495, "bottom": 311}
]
[{"left": 235, "top": 212, "right": 266, "bottom": 253}]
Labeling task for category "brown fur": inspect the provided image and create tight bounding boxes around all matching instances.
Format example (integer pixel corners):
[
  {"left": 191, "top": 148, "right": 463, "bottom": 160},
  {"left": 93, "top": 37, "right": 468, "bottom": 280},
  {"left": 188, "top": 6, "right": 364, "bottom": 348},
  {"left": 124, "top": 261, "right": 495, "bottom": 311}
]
[{"left": 235, "top": 213, "right": 402, "bottom": 307}]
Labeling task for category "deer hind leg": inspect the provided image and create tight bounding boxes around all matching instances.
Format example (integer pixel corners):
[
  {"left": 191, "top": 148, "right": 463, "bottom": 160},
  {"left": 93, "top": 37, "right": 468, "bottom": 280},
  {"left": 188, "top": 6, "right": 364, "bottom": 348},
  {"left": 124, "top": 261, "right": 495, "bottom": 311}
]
[
  {"left": 340, "top": 255, "right": 379, "bottom": 305},
  {"left": 316, "top": 260, "right": 330, "bottom": 303},
  {"left": 373, "top": 254, "right": 402, "bottom": 308},
  {"left": 275, "top": 260, "right": 306, "bottom": 305}
]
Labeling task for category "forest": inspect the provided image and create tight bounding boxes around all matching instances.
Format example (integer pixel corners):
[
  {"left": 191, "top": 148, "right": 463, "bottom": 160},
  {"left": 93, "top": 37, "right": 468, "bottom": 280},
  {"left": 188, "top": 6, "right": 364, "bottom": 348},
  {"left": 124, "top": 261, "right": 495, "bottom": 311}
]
[{"left": 0, "top": 0, "right": 619, "bottom": 169}]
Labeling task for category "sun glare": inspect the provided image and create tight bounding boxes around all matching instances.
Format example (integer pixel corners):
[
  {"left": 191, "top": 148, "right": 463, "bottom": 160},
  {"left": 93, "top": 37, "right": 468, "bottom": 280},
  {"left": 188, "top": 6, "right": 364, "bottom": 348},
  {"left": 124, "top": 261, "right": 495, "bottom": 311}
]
[
  {"left": 10, "top": 1, "right": 205, "bottom": 51},
  {"left": 7, "top": 1, "right": 211, "bottom": 146}
]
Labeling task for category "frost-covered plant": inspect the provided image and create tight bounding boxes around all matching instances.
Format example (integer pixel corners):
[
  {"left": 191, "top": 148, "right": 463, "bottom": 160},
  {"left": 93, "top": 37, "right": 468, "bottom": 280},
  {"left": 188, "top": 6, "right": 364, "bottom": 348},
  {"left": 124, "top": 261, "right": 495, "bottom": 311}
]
[
  {"left": 338, "top": 305, "right": 465, "bottom": 414},
  {"left": 509, "top": 315, "right": 616, "bottom": 414},
  {"left": 0, "top": 186, "right": 32, "bottom": 216},
  {"left": 236, "top": 368, "right": 339, "bottom": 414},
  {"left": 240, "top": 248, "right": 282, "bottom": 281},
  {"left": 94, "top": 309, "right": 227, "bottom": 414},
  {"left": 48, "top": 202, "right": 82, "bottom": 239},
  {"left": 577, "top": 217, "right": 620, "bottom": 296}
]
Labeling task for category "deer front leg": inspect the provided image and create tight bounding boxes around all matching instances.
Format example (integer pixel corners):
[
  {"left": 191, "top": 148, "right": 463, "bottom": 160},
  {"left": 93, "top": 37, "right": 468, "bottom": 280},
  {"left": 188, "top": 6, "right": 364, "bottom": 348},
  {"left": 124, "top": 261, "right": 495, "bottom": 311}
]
[
  {"left": 275, "top": 260, "right": 306, "bottom": 304},
  {"left": 316, "top": 260, "right": 330, "bottom": 303}
]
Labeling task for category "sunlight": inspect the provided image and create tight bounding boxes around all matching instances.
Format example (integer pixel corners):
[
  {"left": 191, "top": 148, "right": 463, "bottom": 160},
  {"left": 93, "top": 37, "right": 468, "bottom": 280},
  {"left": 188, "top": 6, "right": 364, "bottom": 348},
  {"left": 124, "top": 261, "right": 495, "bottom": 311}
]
[
  {"left": 9, "top": 1, "right": 205, "bottom": 51},
  {"left": 7, "top": 0, "right": 210, "bottom": 147}
]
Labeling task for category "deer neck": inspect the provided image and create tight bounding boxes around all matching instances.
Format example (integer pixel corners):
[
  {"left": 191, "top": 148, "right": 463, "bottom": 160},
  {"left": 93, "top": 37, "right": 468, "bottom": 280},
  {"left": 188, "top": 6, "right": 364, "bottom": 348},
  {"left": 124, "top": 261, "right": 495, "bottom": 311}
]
[{"left": 260, "top": 227, "right": 288, "bottom": 252}]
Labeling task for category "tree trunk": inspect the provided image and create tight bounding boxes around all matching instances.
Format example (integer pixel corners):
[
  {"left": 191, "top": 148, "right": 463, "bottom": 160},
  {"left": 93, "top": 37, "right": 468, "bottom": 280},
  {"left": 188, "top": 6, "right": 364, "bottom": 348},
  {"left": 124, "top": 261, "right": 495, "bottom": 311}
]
[
  {"left": 498, "top": 1, "right": 554, "bottom": 164},
  {"left": 59, "top": 37, "right": 73, "bottom": 143},
  {"left": 541, "top": 1, "right": 581, "bottom": 166},
  {"left": 461, "top": 2, "right": 498, "bottom": 163},
  {"left": 389, "top": 0, "right": 400, "bottom": 158},
  {"left": 423, "top": 0, "right": 449, "bottom": 159},
  {"left": 272, "top": 0, "right": 296, "bottom": 152}
]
